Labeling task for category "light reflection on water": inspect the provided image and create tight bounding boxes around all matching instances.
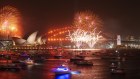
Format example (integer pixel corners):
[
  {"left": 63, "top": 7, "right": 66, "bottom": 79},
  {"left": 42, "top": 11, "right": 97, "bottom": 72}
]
[
  {"left": 0, "top": 55, "right": 140, "bottom": 79},
  {"left": 43, "top": 59, "right": 111, "bottom": 79},
  {"left": 55, "top": 74, "right": 71, "bottom": 79},
  {"left": 0, "top": 59, "right": 112, "bottom": 79}
]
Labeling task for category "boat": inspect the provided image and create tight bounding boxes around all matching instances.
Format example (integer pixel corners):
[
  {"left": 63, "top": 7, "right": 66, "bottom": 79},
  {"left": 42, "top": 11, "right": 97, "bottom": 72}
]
[
  {"left": 24, "top": 58, "right": 34, "bottom": 65},
  {"left": 109, "top": 62, "right": 117, "bottom": 69},
  {"left": 70, "top": 56, "right": 84, "bottom": 62},
  {"left": 34, "top": 56, "right": 46, "bottom": 63},
  {"left": 110, "top": 68, "right": 125, "bottom": 75},
  {"left": 52, "top": 65, "right": 71, "bottom": 74},
  {"left": 54, "top": 55, "right": 63, "bottom": 59},
  {"left": 12, "top": 60, "right": 27, "bottom": 70},
  {"left": 52, "top": 64, "right": 81, "bottom": 75},
  {"left": 75, "top": 55, "right": 85, "bottom": 58},
  {"left": 54, "top": 52, "right": 63, "bottom": 59},
  {"left": 75, "top": 60, "right": 93, "bottom": 66}
]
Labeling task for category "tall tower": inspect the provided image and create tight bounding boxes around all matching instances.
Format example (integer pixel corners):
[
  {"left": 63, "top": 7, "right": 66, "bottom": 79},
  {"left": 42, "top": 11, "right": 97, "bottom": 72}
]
[{"left": 117, "top": 35, "right": 121, "bottom": 45}]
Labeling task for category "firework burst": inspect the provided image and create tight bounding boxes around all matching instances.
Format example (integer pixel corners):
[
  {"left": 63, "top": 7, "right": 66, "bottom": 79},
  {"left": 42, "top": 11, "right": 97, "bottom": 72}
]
[
  {"left": 0, "top": 5, "right": 22, "bottom": 38},
  {"left": 68, "top": 29, "right": 102, "bottom": 48},
  {"left": 68, "top": 29, "right": 87, "bottom": 48},
  {"left": 74, "top": 11, "right": 102, "bottom": 32},
  {"left": 68, "top": 11, "right": 103, "bottom": 49}
]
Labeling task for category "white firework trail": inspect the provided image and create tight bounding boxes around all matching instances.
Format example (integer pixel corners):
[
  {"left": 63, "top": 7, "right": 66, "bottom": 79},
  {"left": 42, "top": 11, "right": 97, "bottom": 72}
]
[{"left": 68, "top": 28, "right": 102, "bottom": 49}]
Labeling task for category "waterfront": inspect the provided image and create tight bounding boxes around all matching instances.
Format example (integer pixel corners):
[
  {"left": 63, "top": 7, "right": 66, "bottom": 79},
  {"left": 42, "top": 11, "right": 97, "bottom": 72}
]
[{"left": 0, "top": 50, "right": 140, "bottom": 79}]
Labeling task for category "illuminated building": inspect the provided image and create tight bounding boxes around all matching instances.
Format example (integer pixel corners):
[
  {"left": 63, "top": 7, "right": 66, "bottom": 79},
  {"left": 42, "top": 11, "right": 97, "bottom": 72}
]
[
  {"left": 12, "top": 31, "right": 46, "bottom": 46},
  {"left": 10, "top": 31, "right": 47, "bottom": 52}
]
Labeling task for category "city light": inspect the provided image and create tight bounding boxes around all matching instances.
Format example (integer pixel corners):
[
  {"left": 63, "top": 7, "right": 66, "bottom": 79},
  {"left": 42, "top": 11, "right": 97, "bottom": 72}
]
[{"left": 47, "top": 26, "right": 74, "bottom": 42}]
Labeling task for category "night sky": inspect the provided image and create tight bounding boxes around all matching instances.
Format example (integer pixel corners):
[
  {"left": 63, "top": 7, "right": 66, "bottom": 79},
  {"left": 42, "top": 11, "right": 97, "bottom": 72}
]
[{"left": 0, "top": 0, "right": 140, "bottom": 37}]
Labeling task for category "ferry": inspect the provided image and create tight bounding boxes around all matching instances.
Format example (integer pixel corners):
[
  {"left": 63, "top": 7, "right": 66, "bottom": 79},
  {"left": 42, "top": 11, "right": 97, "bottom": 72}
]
[
  {"left": 24, "top": 58, "right": 34, "bottom": 65},
  {"left": 75, "top": 60, "right": 93, "bottom": 66},
  {"left": 52, "top": 64, "right": 81, "bottom": 75}
]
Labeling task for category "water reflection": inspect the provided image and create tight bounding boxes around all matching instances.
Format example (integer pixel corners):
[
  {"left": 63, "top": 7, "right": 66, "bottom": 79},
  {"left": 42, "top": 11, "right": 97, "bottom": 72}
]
[
  {"left": 0, "top": 53, "right": 140, "bottom": 79},
  {"left": 55, "top": 74, "right": 71, "bottom": 79}
]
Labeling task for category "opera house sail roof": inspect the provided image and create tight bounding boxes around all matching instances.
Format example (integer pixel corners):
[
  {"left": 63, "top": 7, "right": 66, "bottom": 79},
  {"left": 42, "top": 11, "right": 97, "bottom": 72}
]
[{"left": 12, "top": 31, "right": 46, "bottom": 46}]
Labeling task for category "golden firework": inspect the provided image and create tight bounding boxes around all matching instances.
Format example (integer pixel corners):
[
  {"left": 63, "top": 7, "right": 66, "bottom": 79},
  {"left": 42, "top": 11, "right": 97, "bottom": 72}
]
[{"left": 0, "top": 5, "right": 22, "bottom": 38}]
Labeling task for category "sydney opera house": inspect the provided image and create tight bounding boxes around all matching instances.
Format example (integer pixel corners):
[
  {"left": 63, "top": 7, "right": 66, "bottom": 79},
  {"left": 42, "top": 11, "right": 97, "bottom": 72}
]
[
  {"left": 12, "top": 31, "right": 46, "bottom": 46},
  {"left": 10, "top": 31, "right": 47, "bottom": 52}
]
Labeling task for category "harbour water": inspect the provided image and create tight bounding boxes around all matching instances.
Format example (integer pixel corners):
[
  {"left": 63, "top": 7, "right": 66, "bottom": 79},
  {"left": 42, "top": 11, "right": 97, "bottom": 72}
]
[{"left": 0, "top": 50, "right": 140, "bottom": 79}]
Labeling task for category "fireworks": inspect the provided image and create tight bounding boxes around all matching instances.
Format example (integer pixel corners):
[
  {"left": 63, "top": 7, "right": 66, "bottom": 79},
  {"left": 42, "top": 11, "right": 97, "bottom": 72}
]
[
  {"left": 86, "top": 30, "right": 102, "bottom": 48},
  {"left": 0, "top": 5, "right": 22, "bottom": 38},
  {"left": 68, "top": 29, "right": 86, "bottom": 48},
  {"left": 74, "top": 11, "right": 102, "bottom": 32},
  {"left": 68, "top": 29, "right": 102, "bottom": 48},
  {"left": 68, "top": 11, "right": 103, "bottom": 49}
]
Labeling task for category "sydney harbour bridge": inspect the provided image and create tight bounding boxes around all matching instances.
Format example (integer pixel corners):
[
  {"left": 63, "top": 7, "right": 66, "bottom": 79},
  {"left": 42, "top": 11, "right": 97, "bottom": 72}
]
[{"left": 0, "top": 26, "right": 139, "bottom": 54}]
